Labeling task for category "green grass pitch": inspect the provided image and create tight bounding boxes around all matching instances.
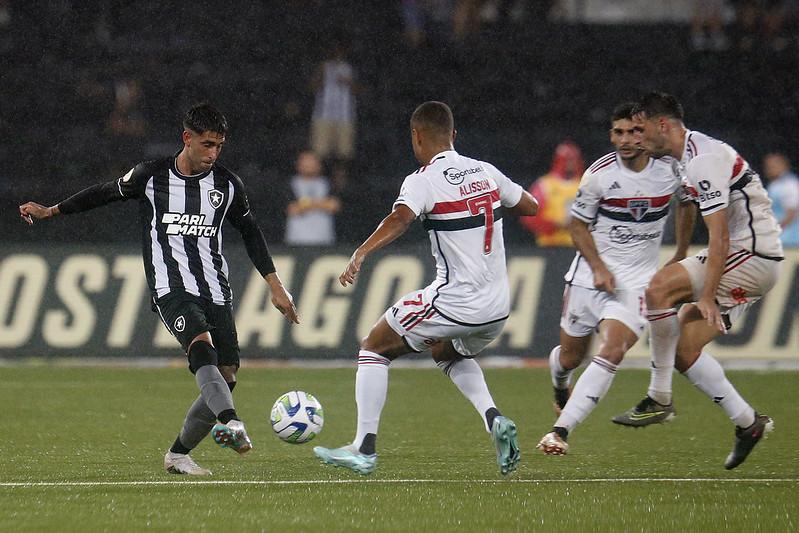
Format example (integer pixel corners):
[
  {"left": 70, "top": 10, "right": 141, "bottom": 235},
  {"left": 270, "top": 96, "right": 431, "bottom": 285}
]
[{"left": 2, "top": 366, "right": 797, "bottom": 532}]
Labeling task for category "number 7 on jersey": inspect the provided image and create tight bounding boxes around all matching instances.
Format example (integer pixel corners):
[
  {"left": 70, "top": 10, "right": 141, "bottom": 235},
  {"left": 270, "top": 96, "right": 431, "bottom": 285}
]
[{"left": 467, "top": 193, "right": 495, "bottom": 254}]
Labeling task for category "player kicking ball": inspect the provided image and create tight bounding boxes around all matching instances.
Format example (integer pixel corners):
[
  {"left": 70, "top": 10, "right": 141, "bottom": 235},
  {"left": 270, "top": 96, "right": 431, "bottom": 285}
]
[
  {"left": 19, "top": 104, "right": 298, "bottom": 475},
  {"left": 537, "top": 103, "right": 687, "bottom": 455},
  {"left": 313, "top": 101, "right": 538, "bottom": 475},
  {"left": 612, "top": 92, "right": 781, "bottom": 469}
]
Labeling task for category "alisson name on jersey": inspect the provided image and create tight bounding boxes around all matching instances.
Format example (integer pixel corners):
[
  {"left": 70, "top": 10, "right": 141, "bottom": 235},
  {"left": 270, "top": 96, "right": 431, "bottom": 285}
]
[
  {"left": 459, "top": 179, "right": 492, "bottom": 197},
  {"left": 161, "top": 212, "right": 218, "bottom": 237}
]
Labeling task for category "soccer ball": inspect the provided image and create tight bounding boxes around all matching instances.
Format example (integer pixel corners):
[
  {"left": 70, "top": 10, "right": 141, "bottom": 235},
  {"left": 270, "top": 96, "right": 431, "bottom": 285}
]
[{"left": 269, "top": 391, "right": 324, "bottom": 444}]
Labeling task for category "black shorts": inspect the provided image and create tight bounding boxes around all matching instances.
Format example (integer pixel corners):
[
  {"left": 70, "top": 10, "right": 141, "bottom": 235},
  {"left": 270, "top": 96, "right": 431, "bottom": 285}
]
[{"left": 153, "top": 291, "right": 240, "bottom": 368}]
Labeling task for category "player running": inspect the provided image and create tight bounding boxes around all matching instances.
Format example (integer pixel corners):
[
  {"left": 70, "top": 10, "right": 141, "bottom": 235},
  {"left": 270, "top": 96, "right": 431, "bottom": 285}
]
[
  {"left": 19, "top": 103, "right": 298, "bottom": 476},
  {"left": 612, "top": 92, "right": 782, "bottom": 469},
  {"left": 536, "top": 102, "right": 688, "bottom": 455},
  {"left": 313, "top": 101, "right": 538, "bottom": 475}
]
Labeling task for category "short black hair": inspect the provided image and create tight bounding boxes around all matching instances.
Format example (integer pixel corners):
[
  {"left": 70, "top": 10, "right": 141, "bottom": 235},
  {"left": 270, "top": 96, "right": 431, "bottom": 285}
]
[
  {"left": 633, "top": 92, "right": 684, "bottom": 121},
  {"left": 183, "top": 103, "right": 228, "bottom": 135},
  {"left": 611, "top": 102, "right": 638, "bottom": 123},
  {"left": 411, "top": 101, "right": 454, "bottom": 137}
]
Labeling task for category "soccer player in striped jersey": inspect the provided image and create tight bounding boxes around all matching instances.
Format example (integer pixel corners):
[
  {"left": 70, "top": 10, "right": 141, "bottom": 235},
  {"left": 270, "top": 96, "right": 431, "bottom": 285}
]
[
  {"left": 19, "top": 103, "right": 298, "bottom": 476},
  {"left": 313, "top": 101, "right": 538, "bottom": 475},
  {"left": 536, "top": 102, "right": 687, "bottom": 456},
  {"left": 612, "top": 92, "right": 782, "bottom": 469}
]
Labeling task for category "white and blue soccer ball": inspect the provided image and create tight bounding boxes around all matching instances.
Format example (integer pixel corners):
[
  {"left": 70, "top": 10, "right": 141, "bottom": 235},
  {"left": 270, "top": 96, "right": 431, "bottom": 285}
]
[{"left": 270, "top": 391, "right": 324, "bottom": 444}]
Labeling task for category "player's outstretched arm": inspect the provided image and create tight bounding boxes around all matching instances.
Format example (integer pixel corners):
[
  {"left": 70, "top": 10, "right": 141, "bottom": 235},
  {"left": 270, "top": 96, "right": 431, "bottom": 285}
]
[
  {"left": 20, "top": 178, "right": 131, "bottom": 226},
  {"left": 570, "top": 217, "right": 615, "bottom": 293},
  {"left": 507, "top": 190, "right": 539, "bottom": 217},
  {"left": 339, "top": 204, "right": 416, "bottom": 286}
]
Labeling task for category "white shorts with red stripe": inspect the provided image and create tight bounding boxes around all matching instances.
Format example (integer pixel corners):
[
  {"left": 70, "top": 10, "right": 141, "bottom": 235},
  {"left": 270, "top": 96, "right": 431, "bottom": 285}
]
[
  {"left": 559, "top": 284, "right": 647, "bottom": 338},
  {"left": 384, "top": 287, "right": 506, "bottom": 356},
  {"left": 679, "top": 247, "right": 781, "bottom": 316}
]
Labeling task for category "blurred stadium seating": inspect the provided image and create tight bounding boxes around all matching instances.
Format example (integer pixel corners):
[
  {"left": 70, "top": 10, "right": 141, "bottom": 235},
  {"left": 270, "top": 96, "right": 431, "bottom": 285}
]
[{"left": 1, "top": 1, "right": 796, "bottom": 245}]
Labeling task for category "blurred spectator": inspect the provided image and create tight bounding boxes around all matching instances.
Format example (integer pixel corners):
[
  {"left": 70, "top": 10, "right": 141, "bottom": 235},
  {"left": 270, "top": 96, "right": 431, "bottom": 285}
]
[
  {"left": 107, "top": 77, "right": 146, "bottom": 138},
  {"left": 763, "top": 152, "right": 799, "bottom": 246},
  {"left": 733, "top": 0, "right": 799, "bottom": 52},
  {"left": 284, "top": 151, "right": 341, "bottom": 246},
  {"left": 401, "top": 0, "right": 455, "bottom": 48},
  {"left": 520, "top": 141, "right": 584, "bottom": 247},
  {"left": 691, "top": 0, "right": 730, "bottom": 51},
  {"left": 310, "top": 37, "right": 358, "bottom": 174}
]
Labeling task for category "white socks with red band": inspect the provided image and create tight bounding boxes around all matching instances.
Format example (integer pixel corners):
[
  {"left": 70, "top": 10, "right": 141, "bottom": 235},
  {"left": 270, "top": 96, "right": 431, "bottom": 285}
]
[
  {"left": 353, "top": 350, "right": 390, "bottom": 450},
  {"left": 646, "top": 308, "right": 679, "bottom": 405}
]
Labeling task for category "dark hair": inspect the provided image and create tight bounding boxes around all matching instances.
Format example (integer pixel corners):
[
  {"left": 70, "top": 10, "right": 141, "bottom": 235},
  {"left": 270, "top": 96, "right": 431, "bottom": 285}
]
[
  {"left": 411, "top": 101, "right": 454, "bottom": 137},
  {"left": 611, "top": 102, "right": 638, "bottom": 122},
  {"left": 183, "top": 103, "right": 228, "bottom": 135},
  {"left": 633, "top": 92, "right": 684, "bottom": 120}
]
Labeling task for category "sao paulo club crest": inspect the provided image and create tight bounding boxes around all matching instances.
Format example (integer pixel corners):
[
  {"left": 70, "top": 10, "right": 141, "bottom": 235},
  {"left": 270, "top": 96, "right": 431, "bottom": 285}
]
[
  {"left": 628, "top": 199, "right": 651, "bottom": 221},
  {"left": 208, "top": 189, "right": 224, "bottom": 209}
]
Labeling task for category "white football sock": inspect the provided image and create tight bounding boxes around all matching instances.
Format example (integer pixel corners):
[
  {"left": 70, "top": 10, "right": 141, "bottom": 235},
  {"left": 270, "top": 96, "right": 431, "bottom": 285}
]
[
  {"left": 549, "top": 345, "right": 574, "bottom": 390},
  {"left": 555, "top": 356, "right": 617, "bottom": 431},
  {"left": 353, "top": 350, "right": 391, "bottom": 450},
  {"left": 438, "top": 357, "right": 496, "bottom": 432},
  {"left": 682, "top": 351, "right": 756, "bottom": 428},
  {"left": 646, "top": 309, "right": 679, "bottom": 405}
]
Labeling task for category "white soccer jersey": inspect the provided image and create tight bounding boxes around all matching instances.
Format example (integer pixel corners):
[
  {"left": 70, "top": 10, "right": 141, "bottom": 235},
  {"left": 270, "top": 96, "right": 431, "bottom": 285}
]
[
  {"left": 394, "top": 150, "right": 524, "bottom": 324},
  {"left": 676, "top": 130, "right": 783, "bottom": 259},
  {"left": 566, "top": 153, "right": 681, "bottom": 290}
]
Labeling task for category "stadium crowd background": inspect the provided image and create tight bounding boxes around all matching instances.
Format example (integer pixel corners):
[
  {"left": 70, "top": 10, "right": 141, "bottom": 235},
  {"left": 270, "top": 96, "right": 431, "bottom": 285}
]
[{"left": 1, "top": 0, "right": 797, "bottom": 246}]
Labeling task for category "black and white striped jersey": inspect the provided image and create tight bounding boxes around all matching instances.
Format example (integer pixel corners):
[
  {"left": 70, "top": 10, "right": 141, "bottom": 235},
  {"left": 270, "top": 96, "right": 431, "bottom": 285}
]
[{"left": 58, "top": 156, "right": 275, "bottom": 305}]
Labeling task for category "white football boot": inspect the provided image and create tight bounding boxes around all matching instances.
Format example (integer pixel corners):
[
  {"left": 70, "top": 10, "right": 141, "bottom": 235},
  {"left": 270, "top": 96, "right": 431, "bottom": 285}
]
[{"left": 164, "top": 451, "right": 212, "bottom": 476}]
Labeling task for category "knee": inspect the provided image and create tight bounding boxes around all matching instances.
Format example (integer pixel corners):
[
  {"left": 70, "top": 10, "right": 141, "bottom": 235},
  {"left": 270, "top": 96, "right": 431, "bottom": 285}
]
[
  {"left": 188, "top": 341, "right": 218, "bottom": 374},
  {"left": 597, "top": 347, "right": 625, "bottom": 365},
  {"left": 645, "top": 278, "right": 668, "bottom": 308}
]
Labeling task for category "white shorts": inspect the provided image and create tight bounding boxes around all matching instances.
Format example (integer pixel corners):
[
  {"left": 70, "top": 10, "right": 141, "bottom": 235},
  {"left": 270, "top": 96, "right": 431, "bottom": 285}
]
[
  {"left": 385, "top": 287, "right": 506, "bottom": 356},
  {"left": 560, "top": 284, "right": 647, "bottom": 338},
  {"left": 679, "top": 248, "right": 781, "bottom": 322}
]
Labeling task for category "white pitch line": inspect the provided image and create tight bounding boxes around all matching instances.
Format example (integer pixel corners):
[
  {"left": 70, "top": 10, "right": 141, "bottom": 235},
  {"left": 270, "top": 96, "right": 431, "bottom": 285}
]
[{"left": 0, "top": 478, "right": 797, "bottom": 488}]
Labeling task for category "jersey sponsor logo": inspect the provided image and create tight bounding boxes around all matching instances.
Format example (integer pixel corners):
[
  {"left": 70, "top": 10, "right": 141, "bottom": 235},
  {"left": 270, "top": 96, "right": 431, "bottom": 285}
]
[
  {"left": 609, "top": 181, "right": 621, "bottom": 190},
  {"left": 609, "top": 225, "right": 662, "bottom": 244},
  {"left": 161, "top": 212, "right": 219, "bottom": 237},
  {"left": 628, "top": 199, "right": 651, "bottom": 221},
  {"left": 458, "top": 179, "right": 492, "bottom": 197},
  {"left": 174, "top": 315, "right": 185, "bottom": 332},
  {"left": 443, "top": 166, "right": 482, "bottom": 185},
  {"left": 698, "top": 190, "right": 722, "bottom": 202},
  {"left": 208, "top": 189, "right": 225, "bottom": 209}
]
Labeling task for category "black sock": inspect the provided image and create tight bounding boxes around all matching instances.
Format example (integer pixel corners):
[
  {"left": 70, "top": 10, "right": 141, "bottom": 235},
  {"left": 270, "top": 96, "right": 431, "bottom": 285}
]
[
  {"left": 553, "top": 426, "right": 569, "bottom": 441},
  {"left": 218, "top": 409, "right": 239, "bottom": 424},
  {"left": 485, "top": 407, "right": 501, "bottom": 429},
  {"left": 359, "top": 433, "right": 377, "bottom": 455},
  {"left": 170, "top": 436, "right": 192, "bottom": 455}
]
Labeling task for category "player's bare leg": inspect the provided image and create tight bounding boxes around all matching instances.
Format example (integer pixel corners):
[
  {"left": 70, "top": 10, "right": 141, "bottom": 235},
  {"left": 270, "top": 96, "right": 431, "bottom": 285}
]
[
  {"left": 676, "top": 305, "right": 773, "bottom": 469},
  {"left": 433, "top": 342, "right": 519, "bottom": 475},
  {"left": 612, "top": 264, "right": 693, "bottom": 426},
  {"left": 539, "top": 320, "right": 637, "bottom": 455},
  {"left": 550, "top": 332, "right": 592, "bottom": 416},
  {"left": 314, "top": 318, "right": 407, "bottom": 475}
]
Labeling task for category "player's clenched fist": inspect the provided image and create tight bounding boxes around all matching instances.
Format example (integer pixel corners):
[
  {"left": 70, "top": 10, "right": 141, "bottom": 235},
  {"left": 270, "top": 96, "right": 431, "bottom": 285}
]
[{"left": 19, "top": 202, "right": 57, "bottom": 224}]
